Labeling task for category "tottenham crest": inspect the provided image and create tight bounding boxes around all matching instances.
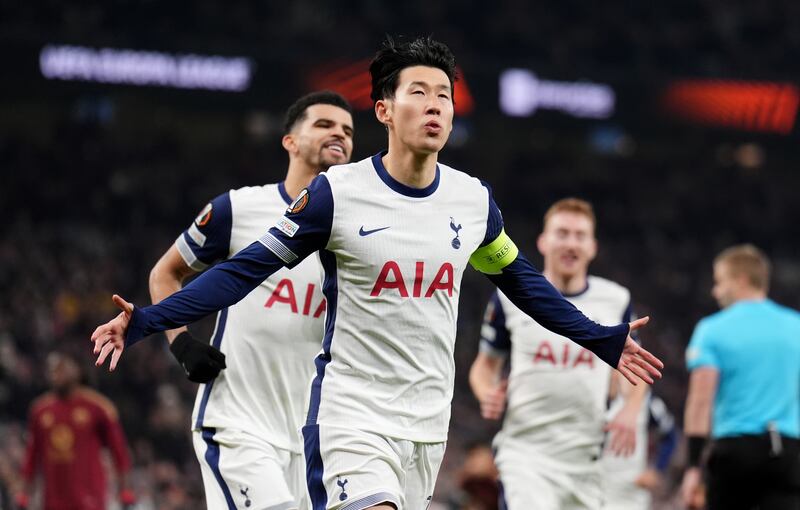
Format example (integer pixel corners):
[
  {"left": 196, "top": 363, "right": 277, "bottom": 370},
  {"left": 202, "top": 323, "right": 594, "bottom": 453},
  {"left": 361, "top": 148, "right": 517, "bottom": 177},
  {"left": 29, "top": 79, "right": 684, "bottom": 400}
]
[{"left": 450, "top": 217, "right": 462, "bottom": 249}]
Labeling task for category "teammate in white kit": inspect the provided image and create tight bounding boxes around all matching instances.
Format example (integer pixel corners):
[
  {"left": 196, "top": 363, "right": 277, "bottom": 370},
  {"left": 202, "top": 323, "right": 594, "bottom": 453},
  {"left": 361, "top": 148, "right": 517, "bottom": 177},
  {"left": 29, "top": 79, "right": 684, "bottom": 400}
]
[
  {"left": 91, "top": 37, "right": 663, "bottom": 510},
  {"left": 147, "top": 91, "right": 354, "bottom": 510},
  {"left": 470, "top": 198, "right": 649, "bottom": 509}
]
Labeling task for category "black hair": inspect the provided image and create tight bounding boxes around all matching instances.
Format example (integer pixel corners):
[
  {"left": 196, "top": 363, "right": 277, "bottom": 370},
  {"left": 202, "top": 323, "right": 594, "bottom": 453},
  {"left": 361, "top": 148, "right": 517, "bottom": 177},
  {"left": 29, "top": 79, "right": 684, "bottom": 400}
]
[
  {"left": 48, "top": 348, "right": 89, "bottom": 384},
  {"left": 283, "top": 90, "right": 352, "bottom": 134},
  {"left": 369, "top": 36, "right": 457, "bottom": 102}
]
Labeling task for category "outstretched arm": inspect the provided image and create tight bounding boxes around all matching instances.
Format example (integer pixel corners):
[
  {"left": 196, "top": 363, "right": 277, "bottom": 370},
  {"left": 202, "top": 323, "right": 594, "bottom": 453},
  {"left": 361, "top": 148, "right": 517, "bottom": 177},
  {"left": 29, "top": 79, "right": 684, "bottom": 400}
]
[
  {"left": 92, "top": 243, "right": 285, "bottom": 369},
  {"left": 91, "top": 175, "right": 334, "bottom": 370},
  {"left": 476, "top": 239, "right": 661, "bottom": 385},
  {"left": 472, "top": 184, "right": 662, "bottom": 385}
]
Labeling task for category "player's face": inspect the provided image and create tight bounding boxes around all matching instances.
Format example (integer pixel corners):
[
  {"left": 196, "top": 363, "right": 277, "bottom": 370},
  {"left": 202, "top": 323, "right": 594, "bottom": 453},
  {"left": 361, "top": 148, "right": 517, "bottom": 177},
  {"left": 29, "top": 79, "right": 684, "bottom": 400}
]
[
  {"left": 46, "top": 353, "right": 80, "bottom": 392},
  {"left": 293, "top": 104, "right": 354, "bottom": 171},
  {"left": 712, "top": 261, "right": 739, "bottom": 308},
  {"left": 381, "top": 66, "right": 454, "bottom": 154},
  {"left": 537, "top": 212, "right": 597, "bottom": 278}
]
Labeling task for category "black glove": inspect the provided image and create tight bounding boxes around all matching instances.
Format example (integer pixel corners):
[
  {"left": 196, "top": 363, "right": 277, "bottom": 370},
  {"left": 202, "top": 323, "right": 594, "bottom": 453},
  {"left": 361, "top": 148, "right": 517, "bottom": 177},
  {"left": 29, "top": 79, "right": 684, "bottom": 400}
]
[{"left": 169, "top": 332, "right": 226, "bottom": 383}]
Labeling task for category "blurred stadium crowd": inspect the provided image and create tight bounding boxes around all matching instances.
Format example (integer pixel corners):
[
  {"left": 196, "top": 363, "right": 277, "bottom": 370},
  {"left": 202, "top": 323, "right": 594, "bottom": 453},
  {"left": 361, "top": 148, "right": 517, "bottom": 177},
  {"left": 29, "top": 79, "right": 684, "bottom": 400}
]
[
  {"left": 2, "top": 1, "right": 799, "bottom": 508},
  {"left": 2, "top": 0, "right": 799, "bottom": 77}
]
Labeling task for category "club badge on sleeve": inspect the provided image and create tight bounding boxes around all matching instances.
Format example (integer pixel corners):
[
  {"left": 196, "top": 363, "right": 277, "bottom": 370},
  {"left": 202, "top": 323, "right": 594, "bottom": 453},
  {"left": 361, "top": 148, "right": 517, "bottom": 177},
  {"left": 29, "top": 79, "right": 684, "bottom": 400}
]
[
  {"left": 195, "top": 203, "right": 213, "bottom": 226},
  {"left": 287, "top": 188, "right": 309, "bottom": 215}
]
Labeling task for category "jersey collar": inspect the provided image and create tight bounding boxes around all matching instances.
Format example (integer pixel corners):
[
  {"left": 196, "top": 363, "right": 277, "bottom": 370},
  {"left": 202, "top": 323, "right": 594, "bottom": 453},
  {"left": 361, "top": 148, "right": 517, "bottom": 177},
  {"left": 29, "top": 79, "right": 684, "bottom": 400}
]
[
  {"left": 561, "top": 281, "right": 590, "bottom": 298},
  {"left": 277, "top": 181, "right": 292, "bottom": 205},
  {"left": 371, "top": 151, "right": 440, "bottom": 198}
]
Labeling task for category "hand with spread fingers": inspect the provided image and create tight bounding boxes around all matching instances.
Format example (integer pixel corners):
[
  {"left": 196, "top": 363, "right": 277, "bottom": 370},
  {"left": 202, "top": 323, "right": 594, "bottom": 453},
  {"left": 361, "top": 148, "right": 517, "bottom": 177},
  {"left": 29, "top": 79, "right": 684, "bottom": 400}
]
[
  {"left": 90, "top": 295, "right": 133, "bottom": 372},
  {"left": 617, "top": 317, "right": 663, "bottom": 385}
]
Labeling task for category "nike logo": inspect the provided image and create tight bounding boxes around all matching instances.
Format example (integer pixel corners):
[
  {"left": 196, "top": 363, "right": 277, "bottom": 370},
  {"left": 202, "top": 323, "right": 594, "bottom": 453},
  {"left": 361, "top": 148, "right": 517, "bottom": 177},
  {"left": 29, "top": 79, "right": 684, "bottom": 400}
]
[{"left": 359, "top": 225, "right": 390, "bottom": 236}]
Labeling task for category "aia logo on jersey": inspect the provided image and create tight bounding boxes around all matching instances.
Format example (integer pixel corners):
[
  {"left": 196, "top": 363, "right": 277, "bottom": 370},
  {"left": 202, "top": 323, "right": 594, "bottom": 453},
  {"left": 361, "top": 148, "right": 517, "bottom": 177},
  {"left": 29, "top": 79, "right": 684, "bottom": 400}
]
[
  {"left": 264, "top": 279, "right": 326, "bottom": 318},
  {"left": 533, "top": 340, "right": 596, "bottom": 368},
  {"left": 371, "top": 261, "right": 454, "bottom": 298},
  {"left": 195, "top": 202, "right": 213, "bottom": 226},
  {"left": 286, "top": 188, "right": 309, "bottom": 214}
]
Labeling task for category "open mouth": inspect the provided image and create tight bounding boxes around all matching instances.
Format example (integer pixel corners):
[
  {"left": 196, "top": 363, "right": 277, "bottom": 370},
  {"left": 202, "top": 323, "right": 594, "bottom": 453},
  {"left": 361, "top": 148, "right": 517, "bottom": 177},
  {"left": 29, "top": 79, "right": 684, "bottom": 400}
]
[{"left": 323, "top": 141, "right": 346, "bottom": 156}]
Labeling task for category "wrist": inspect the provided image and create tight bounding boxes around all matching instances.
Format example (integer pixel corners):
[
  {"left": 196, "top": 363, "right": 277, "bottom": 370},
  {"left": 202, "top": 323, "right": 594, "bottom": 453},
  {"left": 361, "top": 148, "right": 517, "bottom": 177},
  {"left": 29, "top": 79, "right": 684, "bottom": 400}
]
[
  {"left": 165, "top": 328, "right": 187, "bottom": 345},
  {"left": 687, "top": 435, "right": 708, "bottom": 467},
  {"left": 125, "top": 305, "right": 147, "bottom": 347},
  {"left": 169, "top": 331, "right": 194, "bottom": 357}
]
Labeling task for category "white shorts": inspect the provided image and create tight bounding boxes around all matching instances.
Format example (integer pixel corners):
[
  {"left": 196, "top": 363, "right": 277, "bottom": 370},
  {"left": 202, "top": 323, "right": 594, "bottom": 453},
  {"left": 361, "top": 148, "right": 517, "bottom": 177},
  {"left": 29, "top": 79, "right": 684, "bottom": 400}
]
[
  {"left": 302, "top": 424, "right": 445, "bottom": 510},
  {"left": 193, "top": 427, "right": 308, "bottom": 510},
  {"left": 495, "top": 444, "right": 601, "bottom": 510}
]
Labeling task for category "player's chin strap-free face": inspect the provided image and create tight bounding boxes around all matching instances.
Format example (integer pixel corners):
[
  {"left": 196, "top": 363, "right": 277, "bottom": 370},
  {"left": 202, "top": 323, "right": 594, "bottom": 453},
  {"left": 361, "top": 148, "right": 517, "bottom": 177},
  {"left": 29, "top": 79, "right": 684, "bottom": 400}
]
[{"left": 469, "top": 229, "right": 519, "bottom": 275}]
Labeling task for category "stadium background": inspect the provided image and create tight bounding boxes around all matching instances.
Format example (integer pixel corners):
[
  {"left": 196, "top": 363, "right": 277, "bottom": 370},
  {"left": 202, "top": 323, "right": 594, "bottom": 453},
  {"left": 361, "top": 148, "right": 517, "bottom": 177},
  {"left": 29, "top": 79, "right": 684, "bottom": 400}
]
[{"left": 1, "top": 1, "right": 798, "bottom": 508}]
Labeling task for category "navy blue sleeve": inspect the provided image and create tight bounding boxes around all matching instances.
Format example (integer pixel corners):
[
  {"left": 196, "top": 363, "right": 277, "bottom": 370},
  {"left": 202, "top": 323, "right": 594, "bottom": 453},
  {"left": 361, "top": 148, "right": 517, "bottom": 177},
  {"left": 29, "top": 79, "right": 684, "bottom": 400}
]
[
  {"left": 175, "top": 192, "right": 232, "bottom": 270},
  {"left": 649, "top": 395, "right": 678, "bottom": 472},
  {"left": 622, "top": 299, "right": 640, "bottom": 342},
  {"left": 487, "top": 254, "right": 629, "bottom": 368},
  {"left": 479, "top": 292, "right": 511, "bottom": 355},
  {"left": 125, "top": 176, "right": 334, "bottom": 345},
  {"left": 480, "top": 181, "right": 504, "bottom": 247}
]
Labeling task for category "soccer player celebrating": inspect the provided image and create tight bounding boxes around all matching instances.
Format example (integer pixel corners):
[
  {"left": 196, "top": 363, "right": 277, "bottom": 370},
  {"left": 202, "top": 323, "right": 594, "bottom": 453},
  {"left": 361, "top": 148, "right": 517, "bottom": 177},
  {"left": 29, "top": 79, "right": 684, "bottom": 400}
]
[
  {"left": 470, "top": 198, "right": 649, "bottom": 509},
  {"left": 17, "top": 352, "right": 135, "bottom": 510},
  {"left": 148, "top": 91, "right": 353, "bottom": 510},
  {"left": 91, "top": 37, "right": 662, "bottom": 510}
]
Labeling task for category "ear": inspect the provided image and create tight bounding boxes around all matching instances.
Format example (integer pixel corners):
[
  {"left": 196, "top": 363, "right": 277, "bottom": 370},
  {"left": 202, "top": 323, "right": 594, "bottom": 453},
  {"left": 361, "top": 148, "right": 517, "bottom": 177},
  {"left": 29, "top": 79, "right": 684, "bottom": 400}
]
[
  {"left": 536, "top": 233, "right": 546, "bottom": 256},
  {"left": 587, "top": 237, "right": 598, "bottom": 262},
  {"left": 282, "top": 134, "right": 297, "bottom": 154},
  {"left": 374, "top": 99, "right": 392, "bottom": 128}
]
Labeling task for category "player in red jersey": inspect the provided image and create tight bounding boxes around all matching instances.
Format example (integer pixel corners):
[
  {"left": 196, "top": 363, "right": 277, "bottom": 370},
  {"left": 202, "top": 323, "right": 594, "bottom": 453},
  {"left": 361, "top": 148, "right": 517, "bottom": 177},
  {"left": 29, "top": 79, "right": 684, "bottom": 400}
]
[{"left": 16, "top": 351, "right": 135, "bottom": 510}]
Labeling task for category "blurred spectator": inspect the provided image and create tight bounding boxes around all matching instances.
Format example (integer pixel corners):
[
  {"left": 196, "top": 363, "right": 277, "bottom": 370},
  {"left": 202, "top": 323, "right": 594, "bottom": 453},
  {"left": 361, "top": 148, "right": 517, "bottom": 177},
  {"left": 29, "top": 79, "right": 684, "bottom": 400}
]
[{"left": 15, "top": 351, "right": 135, "bottom": 510}]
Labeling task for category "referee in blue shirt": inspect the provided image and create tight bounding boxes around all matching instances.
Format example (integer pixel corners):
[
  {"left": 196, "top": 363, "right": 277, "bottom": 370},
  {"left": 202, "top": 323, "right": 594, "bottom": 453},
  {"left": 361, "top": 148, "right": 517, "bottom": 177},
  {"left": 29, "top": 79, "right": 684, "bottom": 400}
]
[{"left": 681, "top": 244, "right": 800, "bottom": 510}]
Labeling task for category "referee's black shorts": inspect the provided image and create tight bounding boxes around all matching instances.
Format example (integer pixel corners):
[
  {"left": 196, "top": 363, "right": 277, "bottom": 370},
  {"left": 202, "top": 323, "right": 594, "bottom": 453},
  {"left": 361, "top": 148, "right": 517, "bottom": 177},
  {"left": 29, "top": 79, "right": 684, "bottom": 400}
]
[{"left": 707, "top": 434, "right": 800, "bottom": 510}]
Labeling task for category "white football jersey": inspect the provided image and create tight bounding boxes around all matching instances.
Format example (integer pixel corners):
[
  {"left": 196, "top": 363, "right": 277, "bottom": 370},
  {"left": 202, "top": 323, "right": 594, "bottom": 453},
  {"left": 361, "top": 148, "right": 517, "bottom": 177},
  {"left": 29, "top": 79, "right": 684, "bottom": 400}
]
[
  {"left": 482, "top": 276, "right": 631, "bottom": 469},
  {"left": 175, "top": 182, "right": 325, "bottom": 452},
  {"left": 305, "top": 155, "right": 490, "bottom": 442},
  {"left": 135, "top": 152, "right": 630, "bottom": 450}
]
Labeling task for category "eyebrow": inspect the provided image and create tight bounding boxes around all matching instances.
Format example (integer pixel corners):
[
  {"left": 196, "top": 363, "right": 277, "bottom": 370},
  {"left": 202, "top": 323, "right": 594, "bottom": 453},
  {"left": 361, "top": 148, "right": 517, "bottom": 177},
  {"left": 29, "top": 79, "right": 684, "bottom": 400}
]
[
  {"left": 313, "top": 118, "right": 354, "bottom": 134},
  {"left": 408, "top": 81, "right": 451, "bottom": 92}
]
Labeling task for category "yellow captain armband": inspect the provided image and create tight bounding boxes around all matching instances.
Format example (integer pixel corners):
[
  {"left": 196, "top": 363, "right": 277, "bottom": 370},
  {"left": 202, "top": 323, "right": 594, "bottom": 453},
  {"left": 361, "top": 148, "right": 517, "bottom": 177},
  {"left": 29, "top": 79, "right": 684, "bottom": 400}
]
[{"left": 469, "top": 229, "right": 519, "bottom": 274}]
